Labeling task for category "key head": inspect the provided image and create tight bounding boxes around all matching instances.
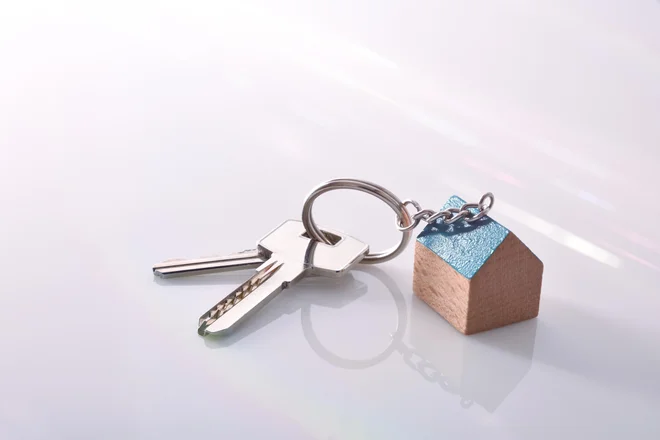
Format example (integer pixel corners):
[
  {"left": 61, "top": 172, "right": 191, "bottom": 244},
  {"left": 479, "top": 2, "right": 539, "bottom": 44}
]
[{"left": 258, "top": 220, "right": 369, "bottom": 277}]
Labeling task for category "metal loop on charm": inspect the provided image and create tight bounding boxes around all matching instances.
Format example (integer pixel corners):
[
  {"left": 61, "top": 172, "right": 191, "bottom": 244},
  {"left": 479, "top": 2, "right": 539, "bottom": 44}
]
[
  {"left": 478, "top": 192, "right": 495, "bottom": 212},
  {"left": 301, "top": 178, "right": 413, "bottom": 264},
  {"left": 468, "top": 192, "right": 494, "bottom": 223}
]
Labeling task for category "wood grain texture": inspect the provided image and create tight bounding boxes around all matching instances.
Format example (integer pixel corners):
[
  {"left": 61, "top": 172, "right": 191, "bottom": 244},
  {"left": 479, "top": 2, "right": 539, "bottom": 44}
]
[
  {"left": 413, "top": 241, "right": 471, "bottom": 333},
  {"left": 413, "top": 233, "right": 543, "bottom": 335},
  {"left": 466, "top": 233, "right": 543, "bottom": 334}
]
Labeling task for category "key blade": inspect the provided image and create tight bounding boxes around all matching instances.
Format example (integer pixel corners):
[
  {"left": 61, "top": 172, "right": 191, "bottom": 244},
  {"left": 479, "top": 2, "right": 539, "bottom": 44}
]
[
  {"left": 153, "top": 250, "right": 264, "bottom": 278},
  {"left": 197, "top": 259, "right": 283, "bottom": 335},
  {"left": 153, "top": 249, "right": 260, "bottom": 269},
  {"left": 198, "top": 257, "right": 306, "bottom": 336}
]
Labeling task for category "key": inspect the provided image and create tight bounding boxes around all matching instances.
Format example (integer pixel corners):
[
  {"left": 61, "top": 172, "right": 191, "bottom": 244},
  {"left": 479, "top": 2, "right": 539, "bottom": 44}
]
[
  {"left": 153, "top": 249, "right": 265, "bottom": 278},
  {"left": 197, "top": 220, "right": 369, "bottom": 336}
]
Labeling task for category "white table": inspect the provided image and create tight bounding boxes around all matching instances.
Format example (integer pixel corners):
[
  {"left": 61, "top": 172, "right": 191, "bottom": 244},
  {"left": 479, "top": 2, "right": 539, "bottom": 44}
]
[{"left": 1, "top": 1, "right": 659, "bottom": 438}]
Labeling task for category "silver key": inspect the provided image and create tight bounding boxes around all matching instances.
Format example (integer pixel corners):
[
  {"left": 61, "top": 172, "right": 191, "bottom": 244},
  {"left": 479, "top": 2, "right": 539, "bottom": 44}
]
[
  {"left": 197, "top": 220, "right": 369, "bottom": 336},
  {"left": 153, "top": 249, "right": 265, "bottom": 278}
]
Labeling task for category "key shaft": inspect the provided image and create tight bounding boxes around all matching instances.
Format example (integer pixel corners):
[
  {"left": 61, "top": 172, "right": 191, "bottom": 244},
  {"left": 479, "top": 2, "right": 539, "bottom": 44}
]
[
  {"left": 197, "top": 257, "right": 305, "bottom": 336},
  {"left": 153, "top": 249, "right": 264, "bottom": 278}
]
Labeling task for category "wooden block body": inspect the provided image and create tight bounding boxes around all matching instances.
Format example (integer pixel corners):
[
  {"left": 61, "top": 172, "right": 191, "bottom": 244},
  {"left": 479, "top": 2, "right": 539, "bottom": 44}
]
[{"left": 413, "top": 196, "right": 543, "bottom": 335}]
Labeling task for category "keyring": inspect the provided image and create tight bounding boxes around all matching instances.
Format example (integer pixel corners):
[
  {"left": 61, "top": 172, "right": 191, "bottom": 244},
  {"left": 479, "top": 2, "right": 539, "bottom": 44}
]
[
  {"left": 301, "top": 178, "right": 412, "bottom": 264},
  {"left": 153, "top": 176, "right": 528, "bottom": 340}
]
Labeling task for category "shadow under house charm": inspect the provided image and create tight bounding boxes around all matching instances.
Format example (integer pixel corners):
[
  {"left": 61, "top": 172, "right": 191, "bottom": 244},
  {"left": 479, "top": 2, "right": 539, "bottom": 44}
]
[{"left": 413, "top": 196, "right": 544, "bottom": 335}]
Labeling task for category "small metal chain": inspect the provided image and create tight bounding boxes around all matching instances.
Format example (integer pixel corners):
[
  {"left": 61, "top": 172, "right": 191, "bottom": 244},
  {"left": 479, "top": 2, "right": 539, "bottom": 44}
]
[{"left": 396, "top": 192, "right": 494, "bottom": 232}]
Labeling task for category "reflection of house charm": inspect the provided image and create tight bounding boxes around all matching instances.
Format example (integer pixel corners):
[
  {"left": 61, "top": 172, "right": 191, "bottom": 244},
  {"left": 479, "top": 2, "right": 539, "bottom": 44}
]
[{"left": 413, "top": 196, "right": 543, "bottom": 334}]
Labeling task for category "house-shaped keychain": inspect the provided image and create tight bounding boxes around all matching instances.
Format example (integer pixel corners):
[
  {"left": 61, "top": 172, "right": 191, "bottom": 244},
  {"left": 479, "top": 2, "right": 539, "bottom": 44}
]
[{"left": 413, "top": 196, "right": 544, "bottom": 334}]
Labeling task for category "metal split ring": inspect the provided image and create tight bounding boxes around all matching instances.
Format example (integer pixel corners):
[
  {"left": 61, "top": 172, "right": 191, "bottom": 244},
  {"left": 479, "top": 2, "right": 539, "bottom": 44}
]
[{"left": 301, "top": 178, "right": 412, "bottom": 264}]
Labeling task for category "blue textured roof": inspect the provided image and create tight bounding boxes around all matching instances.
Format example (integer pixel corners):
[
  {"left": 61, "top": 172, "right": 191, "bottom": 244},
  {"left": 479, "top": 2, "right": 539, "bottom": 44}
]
[{"left": 416, "top": 195, "right": 509, "bottom": 279}]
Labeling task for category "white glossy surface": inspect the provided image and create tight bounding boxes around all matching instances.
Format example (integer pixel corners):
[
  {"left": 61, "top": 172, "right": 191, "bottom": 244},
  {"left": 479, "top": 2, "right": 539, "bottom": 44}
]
[{"left": 1, "top": 1, "right": 659, "bottom": 438}]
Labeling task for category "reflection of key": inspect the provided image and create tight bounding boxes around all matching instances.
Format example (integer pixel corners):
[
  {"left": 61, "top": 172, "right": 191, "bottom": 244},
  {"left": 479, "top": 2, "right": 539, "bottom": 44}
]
[{"left": 153, "top": 220, "right": 369, "bottom": 336}]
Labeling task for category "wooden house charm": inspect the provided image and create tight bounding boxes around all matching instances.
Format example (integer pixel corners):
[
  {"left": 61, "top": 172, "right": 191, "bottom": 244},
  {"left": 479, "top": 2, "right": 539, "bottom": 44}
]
[{"left": 413, "top": 196, "right": 543, "bottom": 335}]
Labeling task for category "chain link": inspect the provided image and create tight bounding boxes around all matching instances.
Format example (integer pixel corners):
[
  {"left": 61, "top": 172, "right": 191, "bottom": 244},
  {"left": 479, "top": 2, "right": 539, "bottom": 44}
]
[{"left": 396, "top": 192, "right": 494, "bottom": 232}]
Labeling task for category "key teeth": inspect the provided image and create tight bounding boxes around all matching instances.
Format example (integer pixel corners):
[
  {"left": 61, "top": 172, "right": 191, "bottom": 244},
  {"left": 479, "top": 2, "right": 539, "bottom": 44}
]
[{"left": 197, "top": 259, "right": 284, "bottom": 336}]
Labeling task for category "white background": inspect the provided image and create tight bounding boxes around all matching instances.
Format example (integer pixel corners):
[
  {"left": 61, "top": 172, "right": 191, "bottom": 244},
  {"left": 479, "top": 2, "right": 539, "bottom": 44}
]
[{"left": 1, "top": 1, "right": 659, "bottom": 439}]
